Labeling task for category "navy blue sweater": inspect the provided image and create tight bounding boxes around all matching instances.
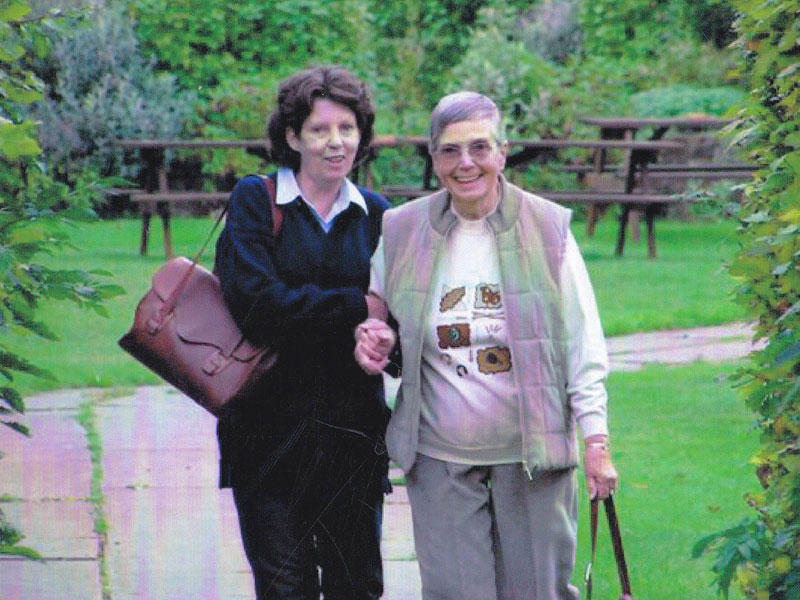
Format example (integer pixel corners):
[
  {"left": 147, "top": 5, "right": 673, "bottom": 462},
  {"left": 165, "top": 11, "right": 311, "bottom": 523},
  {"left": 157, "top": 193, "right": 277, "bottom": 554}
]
[{"left": 214, "top": 174, "right": 391, "bottom": 489}]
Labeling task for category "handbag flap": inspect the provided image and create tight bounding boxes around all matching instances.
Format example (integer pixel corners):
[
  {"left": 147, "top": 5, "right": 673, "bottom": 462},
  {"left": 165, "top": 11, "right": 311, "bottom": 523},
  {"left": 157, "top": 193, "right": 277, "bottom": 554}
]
[{"left": 151, "top": 257, "right": 262, "bottom": 360}]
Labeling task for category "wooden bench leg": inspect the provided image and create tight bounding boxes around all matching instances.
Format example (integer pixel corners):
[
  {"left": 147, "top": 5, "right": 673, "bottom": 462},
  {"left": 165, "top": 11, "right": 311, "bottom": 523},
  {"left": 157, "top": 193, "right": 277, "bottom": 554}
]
[
  {"left": 646, "top": 205, "right": 657, "bottom": 259},
  {"left": 628, "top": 209, "right": 641, "bottom": 243},
  {"left": 157, "top": 201, "right": 174, "bottom": 259},
  {"left": 139, "top": 209, "right": 152, "bottom": 256},
  {"left": 587, "top": 202, "right": 610, "bottom": 237},
  {"left": 615, "top": 205, "right": 631, "bottom": 257},
  {"left": 587, "top": 202, "right": 598, "bottom": 237}
]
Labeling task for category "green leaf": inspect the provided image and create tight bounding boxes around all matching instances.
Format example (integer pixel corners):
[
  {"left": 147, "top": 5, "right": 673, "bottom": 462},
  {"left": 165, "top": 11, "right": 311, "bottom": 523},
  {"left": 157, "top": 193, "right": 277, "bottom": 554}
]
[
  {"left": 774, "top": 341, "right": 800, "bottom": 367},
  {"left": 784, "top": 151, "right": 800, "bottom": 175},
  {"left": 0, "top": 122, "right": 41, "bottom": 160},
  {"left": 0, "top": 387, "right": 23, "bottom": 413},
  {"left": 0, "top": 2, "right": 30, "bottom": 22},
  {"left": 1, "top": 420, "right": 29, "bottom": 436},
  {"left": 0, "top": 544, "right": 42, "bottom": 560}
]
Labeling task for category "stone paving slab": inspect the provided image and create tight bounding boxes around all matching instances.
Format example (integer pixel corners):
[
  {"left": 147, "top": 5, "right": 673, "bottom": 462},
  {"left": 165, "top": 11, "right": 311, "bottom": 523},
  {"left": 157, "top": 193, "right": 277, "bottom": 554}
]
[
  {"left": 383, "top": 560, "right": 423, "bottom": 600},
  {"left": 103, "top": 487, "right": 251, "bottom": 600},
  {"left": 0, "top": 500, "right": 96, "bottom": 559},
  {"left": 97, "top": 390, "right": 252, "bottom": 600},
  {"left": 0, "top": 559, "right": 102, "bottom": 600},
  {"left": 0, "top": 409, "right": 92, "bottom": 501}
]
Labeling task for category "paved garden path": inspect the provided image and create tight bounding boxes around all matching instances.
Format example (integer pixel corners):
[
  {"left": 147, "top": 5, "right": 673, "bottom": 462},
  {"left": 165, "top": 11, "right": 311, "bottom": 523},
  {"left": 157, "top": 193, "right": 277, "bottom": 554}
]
[{"left": 0, "top": 322, "right": 760, "bottom": 600}]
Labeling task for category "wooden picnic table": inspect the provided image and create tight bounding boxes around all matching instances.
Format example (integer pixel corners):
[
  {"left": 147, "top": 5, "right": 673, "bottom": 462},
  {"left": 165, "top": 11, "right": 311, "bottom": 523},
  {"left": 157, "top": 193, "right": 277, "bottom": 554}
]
[
  {"left": 115, "top": 139, "right": 270, "bottom": 257},
  {"left": 575, "top": 116, "right": 745, "bottom": 254},
  {"left": 117, "top": 135, "right": 685, "bottom": 259}
]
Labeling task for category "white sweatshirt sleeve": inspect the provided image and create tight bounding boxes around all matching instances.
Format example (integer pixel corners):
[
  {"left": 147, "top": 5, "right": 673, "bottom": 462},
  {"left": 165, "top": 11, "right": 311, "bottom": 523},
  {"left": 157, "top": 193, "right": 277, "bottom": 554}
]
[
  {"left": 368, "top": 237, "right": 386, "bottom": 299},
  {"left": 561, "top": 231, "right": 610, "bottom": 439}
]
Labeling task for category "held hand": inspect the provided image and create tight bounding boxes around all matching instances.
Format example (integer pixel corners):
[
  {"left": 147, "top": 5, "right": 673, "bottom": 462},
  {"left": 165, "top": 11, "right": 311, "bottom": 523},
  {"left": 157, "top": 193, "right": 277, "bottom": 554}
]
[
  {"left": 584, "top": 437, "right": 618, "bottom": 500},
  {"left": 354, "top": 319, "right": 396, "bottom": 375},
  {"left": 365, "top": 293, "right": 389, "bottom": 321}
]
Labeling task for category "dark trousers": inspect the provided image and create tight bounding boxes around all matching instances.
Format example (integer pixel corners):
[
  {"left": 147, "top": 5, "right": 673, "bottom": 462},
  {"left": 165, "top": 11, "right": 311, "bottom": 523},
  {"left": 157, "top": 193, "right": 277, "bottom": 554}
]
[{"left": 232, "top": 434, "right": 386, "bottom": 600}]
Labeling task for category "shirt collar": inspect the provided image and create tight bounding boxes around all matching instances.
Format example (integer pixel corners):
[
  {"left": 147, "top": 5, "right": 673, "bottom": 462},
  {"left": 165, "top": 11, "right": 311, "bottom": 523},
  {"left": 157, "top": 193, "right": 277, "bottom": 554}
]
[{"left": 275, "top": 167, "right": 368, "bottom": 215}]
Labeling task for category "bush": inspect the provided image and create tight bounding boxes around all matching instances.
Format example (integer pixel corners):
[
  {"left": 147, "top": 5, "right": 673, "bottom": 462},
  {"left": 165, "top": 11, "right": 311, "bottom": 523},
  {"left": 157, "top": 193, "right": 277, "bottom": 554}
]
[
  {"left": 630, "top": 85, "right": 746, "bottom": 118},
  {"left": 515, "top": 0, "right": 581, "bottom": 65},
  {"left": 131, "top": 0, "right": 375, "bottom": 94},
  {"left": 448, "top": 7, "right": 564, "bottom": 139},
  {"left": 693, "top": 1, "right": 800, "bottom": 597},
  {"left": 28, "top": 5, "right": 193, "bottom": 179},
  {"left": 1, "top": 0, "right": 122, "bottom": 559}
]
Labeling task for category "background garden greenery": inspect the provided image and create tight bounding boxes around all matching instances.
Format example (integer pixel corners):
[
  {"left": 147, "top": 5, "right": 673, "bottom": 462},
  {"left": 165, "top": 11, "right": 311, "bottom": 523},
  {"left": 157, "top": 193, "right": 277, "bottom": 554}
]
[
  {"left": 4, "top": 1, "right": 799, "bottom": 597},
  {"left": 21, "top": 0, "right": 746, "bottom": 190}
]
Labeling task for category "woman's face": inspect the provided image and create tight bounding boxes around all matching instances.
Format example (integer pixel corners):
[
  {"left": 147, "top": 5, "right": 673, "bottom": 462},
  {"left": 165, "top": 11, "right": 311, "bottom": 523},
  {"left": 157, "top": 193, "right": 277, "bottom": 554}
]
[
  {"left": 286, "top": 98, "right": 361, "bottom": 186},
  {"left": 431, "top": 118, "right": 507, "bottom": 219}
]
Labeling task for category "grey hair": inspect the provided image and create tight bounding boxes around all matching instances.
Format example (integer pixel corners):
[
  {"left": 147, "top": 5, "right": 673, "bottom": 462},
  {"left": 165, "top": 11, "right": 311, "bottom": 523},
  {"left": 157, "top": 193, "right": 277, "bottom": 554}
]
[{"left": 429, "top": 91, "right": 504, "bottom": 151}]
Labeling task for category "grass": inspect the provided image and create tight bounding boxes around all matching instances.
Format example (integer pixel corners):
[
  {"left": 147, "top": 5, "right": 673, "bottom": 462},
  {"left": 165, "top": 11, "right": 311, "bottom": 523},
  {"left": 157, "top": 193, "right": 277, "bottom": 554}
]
[
  {"left": 572, "top": 361, "right": 755, "bottom": 599},
  {"left": 573, "top": 218, "right": 743, "bottom": 335},
  {"left": 8, "top": 215, "right": 744, "bottom": 395},
  {"left": 76, "top": 395, "right": 111, "bottom": 598}
]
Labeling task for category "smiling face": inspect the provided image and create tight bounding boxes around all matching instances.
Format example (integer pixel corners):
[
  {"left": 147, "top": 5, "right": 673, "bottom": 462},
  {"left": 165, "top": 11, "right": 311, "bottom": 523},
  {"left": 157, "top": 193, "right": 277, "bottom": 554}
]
[
  {"left": 286, "top": 98, "right": 361, "bottom": 187},
  {"left": 431, "top": 118, "right": 507, "bottom": 220}
]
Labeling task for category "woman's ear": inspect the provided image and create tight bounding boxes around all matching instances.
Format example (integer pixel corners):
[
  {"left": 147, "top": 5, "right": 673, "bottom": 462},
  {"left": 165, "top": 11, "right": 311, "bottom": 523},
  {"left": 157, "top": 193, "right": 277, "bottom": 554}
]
[{"left": 285, "top": 127, "right": 300, "bottom": 152}]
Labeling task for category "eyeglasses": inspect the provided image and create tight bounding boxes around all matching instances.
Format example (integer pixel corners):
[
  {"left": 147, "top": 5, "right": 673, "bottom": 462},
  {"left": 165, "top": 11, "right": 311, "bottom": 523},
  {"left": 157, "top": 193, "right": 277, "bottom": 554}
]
[{"left": 433, "top": 139, "right": 496, "bottom": 166}]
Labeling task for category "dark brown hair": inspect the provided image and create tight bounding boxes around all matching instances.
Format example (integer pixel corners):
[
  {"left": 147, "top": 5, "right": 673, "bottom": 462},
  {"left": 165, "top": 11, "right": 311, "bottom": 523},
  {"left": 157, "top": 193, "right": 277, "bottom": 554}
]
[{"left": 267, "top": 66, "right": 375, "bottom": 171}]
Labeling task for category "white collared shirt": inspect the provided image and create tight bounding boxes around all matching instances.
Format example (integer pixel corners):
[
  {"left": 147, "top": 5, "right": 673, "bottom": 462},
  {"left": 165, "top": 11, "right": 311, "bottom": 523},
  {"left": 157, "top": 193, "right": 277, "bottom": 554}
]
[{"left": 276, "top": 167, "right": 368, "bottom": 233}]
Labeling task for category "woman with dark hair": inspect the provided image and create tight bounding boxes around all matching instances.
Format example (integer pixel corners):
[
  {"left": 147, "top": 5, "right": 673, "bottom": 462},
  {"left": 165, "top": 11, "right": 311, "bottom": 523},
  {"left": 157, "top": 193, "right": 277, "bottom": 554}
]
[{"left": 214, "top": 66, "right": 390, "bottom": 600}]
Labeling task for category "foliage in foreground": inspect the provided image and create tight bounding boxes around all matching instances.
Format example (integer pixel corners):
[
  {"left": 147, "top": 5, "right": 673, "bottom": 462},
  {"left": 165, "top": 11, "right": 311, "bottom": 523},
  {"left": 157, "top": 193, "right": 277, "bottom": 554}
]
[
  {"left": 693, "top": 1, "right": 800, "bottom": 598},
  {"left": 0, "top": 0, "right": 122, "bottom": 557}
]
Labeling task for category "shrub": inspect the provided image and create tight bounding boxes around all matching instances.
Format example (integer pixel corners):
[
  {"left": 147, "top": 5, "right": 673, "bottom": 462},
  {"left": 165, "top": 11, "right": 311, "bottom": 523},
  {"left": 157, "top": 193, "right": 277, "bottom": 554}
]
[
  {"left": 629, "top": 85, "right": 746, "bottom": 118},
  {"left": 448, "top": 7, "right": 564, "bottom": 139},
  {"left": 515, "top": 0, "right": 582, "bottom": 65},
  {"left": 692, "top": 1, "right": 800, "bottom": 597},
  {"left": 28, "top": 4, "right": 193, "bottom": 179},
  {"left": 1, "top": 0, "right": 122, "bottom": 559},
  {"left": 131, "top": 0, "right": 375, "bottom": 94}
]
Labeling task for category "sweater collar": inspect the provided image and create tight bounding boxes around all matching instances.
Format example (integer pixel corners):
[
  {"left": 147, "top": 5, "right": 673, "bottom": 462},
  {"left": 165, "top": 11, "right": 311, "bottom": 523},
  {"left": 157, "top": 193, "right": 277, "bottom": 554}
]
[{"left": 428, "top": 174, "right": 519, "bottom": 235}]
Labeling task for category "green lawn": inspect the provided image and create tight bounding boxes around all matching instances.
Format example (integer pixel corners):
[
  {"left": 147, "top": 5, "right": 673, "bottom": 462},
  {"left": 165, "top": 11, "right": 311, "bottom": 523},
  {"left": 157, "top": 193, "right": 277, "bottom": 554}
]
[
  {"left": 574, "top": 218, "right": 743, "bottom": 335},
  {"left": 572, "top": 362, "right": 755, "bottom": 599},
  {"left": 9, "top": 215, "right": 744, "bottom": 395}
]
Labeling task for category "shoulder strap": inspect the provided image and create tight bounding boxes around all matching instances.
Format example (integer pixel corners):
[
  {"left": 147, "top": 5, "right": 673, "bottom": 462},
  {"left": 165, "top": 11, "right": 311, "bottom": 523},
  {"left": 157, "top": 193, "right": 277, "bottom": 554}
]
[
  {"left": 585, "top": 497, "right": 632, "bottom": 599},
  {"left": 259, "top": 175, "right": 282, "bottom": 237},
  {"left": 165, "top": 176, "right": 281, "bottom": 317}
]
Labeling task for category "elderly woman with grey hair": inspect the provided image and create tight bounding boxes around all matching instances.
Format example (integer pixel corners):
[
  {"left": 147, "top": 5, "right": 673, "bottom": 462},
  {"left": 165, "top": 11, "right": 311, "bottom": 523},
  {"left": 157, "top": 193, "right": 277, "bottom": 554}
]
[{"left": 354, "top": 91, "right": 618, "bottom": 600}]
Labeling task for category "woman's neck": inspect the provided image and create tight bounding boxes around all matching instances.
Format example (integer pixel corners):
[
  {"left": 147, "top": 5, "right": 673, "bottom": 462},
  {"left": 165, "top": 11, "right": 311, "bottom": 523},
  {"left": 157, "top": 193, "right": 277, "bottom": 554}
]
[{"left": 295, "top": 170, "right": 341, "bottom": 220}]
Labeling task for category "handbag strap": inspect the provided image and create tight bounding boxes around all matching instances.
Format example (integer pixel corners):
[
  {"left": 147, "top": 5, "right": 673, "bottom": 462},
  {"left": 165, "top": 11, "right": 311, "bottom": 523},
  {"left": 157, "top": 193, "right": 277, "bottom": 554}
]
[
  {"left": 586, "top": 496, "right": 632, "bottom": 599},
  {"left": 161, "top": 175, "right": 281, "bottom": 317}
]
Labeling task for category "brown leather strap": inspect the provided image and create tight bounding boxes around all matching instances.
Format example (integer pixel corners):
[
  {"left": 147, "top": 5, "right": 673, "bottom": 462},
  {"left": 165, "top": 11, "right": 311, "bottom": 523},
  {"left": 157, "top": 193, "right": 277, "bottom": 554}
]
[
  {"left": 261, "top": 175, "right": 282, "bottom": 237},
  {"left": 162, "top": 175, "right": 281, "bottom": 318},
  {"left": 586, "top": 496, "right": 632, "bottom": 599}
]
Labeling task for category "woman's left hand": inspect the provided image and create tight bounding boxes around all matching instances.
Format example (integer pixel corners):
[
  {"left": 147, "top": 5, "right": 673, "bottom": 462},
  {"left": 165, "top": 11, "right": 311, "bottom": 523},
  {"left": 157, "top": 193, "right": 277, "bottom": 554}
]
[{"left": 584, "top": 436, "right": 618, "bottom": 500}]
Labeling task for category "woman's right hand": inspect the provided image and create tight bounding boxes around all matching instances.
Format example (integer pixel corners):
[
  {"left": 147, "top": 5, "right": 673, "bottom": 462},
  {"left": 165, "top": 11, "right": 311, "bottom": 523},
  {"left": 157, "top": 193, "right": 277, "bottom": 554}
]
[{"left": 354, "top": 318, "right": 396, "bottom": 375}]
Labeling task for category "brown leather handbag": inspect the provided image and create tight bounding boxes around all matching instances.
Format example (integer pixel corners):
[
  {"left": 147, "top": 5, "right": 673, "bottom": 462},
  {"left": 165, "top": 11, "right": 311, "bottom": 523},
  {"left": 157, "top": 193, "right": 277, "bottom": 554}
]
[
  {"left": 585, "top": 496, "right": 634, "bottom": 600},
  {"left": 119, "top": 176, "right": 281, "bottom": 416}
]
